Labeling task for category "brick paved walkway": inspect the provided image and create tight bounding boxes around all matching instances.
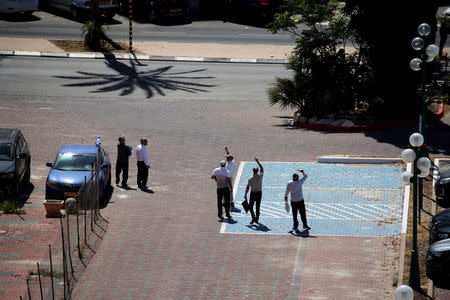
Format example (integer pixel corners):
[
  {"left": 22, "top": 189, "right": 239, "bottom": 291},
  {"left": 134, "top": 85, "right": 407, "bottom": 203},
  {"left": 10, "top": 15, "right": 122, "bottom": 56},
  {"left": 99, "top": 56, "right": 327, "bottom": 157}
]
[{"left": 1, "top": 59, "right": 448, "bottom": 299}]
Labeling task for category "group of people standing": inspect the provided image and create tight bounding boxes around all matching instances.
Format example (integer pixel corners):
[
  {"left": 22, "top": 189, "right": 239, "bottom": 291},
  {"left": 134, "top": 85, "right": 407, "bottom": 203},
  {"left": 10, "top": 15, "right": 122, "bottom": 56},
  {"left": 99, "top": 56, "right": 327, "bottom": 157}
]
[
  {"left": 115, "top": 136, "right": 151, "bottom": 190},
  {"left": 211, "top": 147, "right": 311, "bottom": 231}
]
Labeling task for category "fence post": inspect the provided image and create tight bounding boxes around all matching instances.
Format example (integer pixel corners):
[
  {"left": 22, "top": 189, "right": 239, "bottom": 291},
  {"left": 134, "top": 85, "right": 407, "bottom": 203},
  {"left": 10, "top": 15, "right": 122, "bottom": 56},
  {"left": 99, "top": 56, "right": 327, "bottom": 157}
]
[
  {"left": 66, "top": 208, "right": 74, "bottom": 275},
  {"left": 49, "top": 245, "right": 55, "bottom": 300},
  {"left": 84, "top": 177, "right": 87, "bottom": 246},
  {"left": 76, "top": 199, "right": 81, "bottom": 259},
  {"left": 37, "top": 262, "right": 43, "bottom": 300},
  {"left": 60, "top": 218, "right": 67, "bottom": 300},
  {"left": 26, "top": 278, "right": 31, "bottom": 300}
]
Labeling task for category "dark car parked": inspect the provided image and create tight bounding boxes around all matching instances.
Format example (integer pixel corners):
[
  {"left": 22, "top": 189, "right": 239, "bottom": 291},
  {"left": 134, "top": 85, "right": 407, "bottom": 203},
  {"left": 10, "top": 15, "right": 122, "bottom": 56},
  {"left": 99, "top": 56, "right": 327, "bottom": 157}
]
[
  {"left": 426, "top": 238, "right": 450, "bottom": 288},
  {"left": 121, "top": 0, "right": 190, "bottom": 22},
  {"left": 436, "top": 168, "right": 450, "bottom": 205},
  {"left": 429, "top": 209, "right": 450, "bottom": 244},
  {"left": 226, "top": 0, "right": 281, "bottom": 22},
  {"left": 0, "top": 128, "right": 31, "bottom": 197}
]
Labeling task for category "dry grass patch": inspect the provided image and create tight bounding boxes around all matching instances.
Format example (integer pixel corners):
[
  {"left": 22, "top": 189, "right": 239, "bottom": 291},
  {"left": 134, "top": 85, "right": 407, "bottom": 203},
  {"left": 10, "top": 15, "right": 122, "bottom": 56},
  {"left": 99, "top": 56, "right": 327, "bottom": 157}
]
[{"left": 49, "top": 40, "right": 136, "bottom": 54}]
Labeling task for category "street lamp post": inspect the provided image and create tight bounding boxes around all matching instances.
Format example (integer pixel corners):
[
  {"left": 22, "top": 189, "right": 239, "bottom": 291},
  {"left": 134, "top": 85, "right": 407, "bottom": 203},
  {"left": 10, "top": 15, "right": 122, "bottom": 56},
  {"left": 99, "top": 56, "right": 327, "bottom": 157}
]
[
  {"left": 401, "top": 133, "right": 432, "bottom": 290},
  {"left": 410, "top": 23, "right": 439, "bottom": 222}
]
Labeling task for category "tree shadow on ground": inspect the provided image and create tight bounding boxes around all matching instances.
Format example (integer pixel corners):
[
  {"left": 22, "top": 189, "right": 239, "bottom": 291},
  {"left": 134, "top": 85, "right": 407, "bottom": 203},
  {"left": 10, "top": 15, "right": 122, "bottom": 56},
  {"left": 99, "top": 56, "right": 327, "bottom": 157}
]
[
  {"left": 273, "top": 115, "right": 450, "bottom": 156},
  {"left": 363, "top": 119, "right": 450, "bottom": 156},
  {"left": 54, "top": 55, "right": 216, "bottom": 98}
]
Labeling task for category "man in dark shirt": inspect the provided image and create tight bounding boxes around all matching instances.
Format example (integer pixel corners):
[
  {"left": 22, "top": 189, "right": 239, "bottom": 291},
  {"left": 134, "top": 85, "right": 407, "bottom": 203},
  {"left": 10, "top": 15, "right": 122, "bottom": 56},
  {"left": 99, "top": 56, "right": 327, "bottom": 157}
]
[{"left": 116, "top": 136, "right": 132, "bottom": 187}]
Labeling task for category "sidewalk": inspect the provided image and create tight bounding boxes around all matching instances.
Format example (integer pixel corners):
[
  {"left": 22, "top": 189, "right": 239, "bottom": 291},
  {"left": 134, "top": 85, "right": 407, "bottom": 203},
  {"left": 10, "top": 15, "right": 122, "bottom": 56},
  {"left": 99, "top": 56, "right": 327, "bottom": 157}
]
[{"left": 0, "top": 37, "right": 293, "bottom": 63}]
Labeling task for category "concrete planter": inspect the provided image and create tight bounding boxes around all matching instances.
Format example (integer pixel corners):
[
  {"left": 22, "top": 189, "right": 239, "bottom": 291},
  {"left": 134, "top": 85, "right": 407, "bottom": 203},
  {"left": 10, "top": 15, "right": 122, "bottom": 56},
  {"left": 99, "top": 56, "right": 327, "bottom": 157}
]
[{"left": 43, "top": 200, "right": 63, "bottom": 218}]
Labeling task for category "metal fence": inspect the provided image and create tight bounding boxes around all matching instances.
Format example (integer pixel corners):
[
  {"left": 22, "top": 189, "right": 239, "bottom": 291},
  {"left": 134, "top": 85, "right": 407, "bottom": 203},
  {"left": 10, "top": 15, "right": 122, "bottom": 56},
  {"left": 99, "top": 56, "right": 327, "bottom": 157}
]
[{"left": 22, "top": 158, "right": 108, "bottom": 300}]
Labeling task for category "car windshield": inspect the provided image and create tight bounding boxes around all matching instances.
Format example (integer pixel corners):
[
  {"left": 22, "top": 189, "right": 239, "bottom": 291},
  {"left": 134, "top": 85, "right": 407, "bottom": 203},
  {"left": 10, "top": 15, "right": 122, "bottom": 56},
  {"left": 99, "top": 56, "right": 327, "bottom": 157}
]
[
  {"left": 0, "top": 143, "right": 12, "bottom": 161},
  {"left": 53, "top": 153, "right": 97, "bottom": 171}
]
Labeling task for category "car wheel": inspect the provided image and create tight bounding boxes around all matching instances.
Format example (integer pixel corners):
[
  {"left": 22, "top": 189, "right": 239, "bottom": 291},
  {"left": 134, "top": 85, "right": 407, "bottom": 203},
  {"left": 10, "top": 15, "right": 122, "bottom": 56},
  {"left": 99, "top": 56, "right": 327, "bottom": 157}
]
[
  {"left": 11, "top": 181, "right": 19, "bottom": 200},
  {"left": 106, "top": 170, "right": 111, "bottom": 188},
  {"left": 24, "top": 159, "right": 31, "bottom": 183}
]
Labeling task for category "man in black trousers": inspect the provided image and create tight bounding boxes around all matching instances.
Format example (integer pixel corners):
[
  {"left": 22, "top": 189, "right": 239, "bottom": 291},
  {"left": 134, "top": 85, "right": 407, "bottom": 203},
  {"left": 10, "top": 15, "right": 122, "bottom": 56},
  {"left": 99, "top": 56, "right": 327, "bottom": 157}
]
[
  {"left": 116, "top": 136, "right": 132, "bottom": 187},
  {"left": 136, "top": 138, "right": 150, "bottom": 190}
]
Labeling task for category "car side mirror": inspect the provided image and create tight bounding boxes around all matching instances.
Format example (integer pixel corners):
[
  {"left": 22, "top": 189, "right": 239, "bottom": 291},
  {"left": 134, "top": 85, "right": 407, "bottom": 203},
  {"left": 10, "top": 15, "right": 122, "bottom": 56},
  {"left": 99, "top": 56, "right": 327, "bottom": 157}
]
[
  {"left": 18, "top": 153, "right": 27, "bottom": 159},
  {"left": 46, "top": 162, "right": 53, "bottom": 167}
]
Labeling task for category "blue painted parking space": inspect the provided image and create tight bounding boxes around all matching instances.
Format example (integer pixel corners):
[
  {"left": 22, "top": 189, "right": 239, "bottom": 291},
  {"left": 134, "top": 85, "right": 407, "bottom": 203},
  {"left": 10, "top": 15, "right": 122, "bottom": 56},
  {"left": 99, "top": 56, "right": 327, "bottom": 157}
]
[{"left": 221, "top": 162, "right": 404, "bottom": 237}]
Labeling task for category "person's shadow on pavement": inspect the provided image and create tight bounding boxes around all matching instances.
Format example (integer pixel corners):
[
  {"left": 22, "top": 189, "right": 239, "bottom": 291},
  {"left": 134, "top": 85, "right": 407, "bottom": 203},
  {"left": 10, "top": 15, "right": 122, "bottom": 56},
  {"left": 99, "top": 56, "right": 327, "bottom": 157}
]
[
  {"left": 225, "top": 218, "right": 237, "bottom": 224},
  {"left": 246, "top": 223, "right": 271, "bottom": 232},
  {"left": 141, "top": 187, "right": 154, "bottom": 194},
  {"left": 230, "top": 206, "right": 241, "bottom": 213},
  {"left": 289, "top": 229, "right": 317, "bottom": 238},
  {"left": 118, "top": 185, "right": 137, "bottom": 191}
]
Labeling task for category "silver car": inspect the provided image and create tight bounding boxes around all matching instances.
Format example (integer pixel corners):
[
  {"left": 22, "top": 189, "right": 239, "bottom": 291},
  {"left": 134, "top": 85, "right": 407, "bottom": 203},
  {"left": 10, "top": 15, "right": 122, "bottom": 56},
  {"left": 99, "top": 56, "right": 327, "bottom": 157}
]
[{"left": 46, "top": 0, "right": 120, "bottom": 19}]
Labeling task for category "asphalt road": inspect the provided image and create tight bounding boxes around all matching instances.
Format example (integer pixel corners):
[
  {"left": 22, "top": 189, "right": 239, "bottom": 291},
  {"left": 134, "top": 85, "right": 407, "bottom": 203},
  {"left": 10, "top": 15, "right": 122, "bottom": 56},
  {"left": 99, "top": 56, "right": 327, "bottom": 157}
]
[
  {"left": 0, "top": 10, "right": 297, "bottom": 45},
  {"left": 0, "top": 56, "right": 291, "bottom": 101}
]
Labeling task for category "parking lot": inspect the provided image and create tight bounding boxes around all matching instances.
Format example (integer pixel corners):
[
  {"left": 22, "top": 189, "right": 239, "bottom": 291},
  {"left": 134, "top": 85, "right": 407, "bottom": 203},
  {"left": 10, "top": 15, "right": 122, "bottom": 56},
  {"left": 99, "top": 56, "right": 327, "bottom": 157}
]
[{"left": 224, "top": 162, "right": 404, "bottom": 237}]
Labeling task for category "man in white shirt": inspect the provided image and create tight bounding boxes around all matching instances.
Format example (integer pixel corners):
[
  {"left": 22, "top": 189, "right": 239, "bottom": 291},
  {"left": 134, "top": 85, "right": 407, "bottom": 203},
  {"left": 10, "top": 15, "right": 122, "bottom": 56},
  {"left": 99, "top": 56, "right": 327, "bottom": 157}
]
[
  {"left": 211, "top": 160, "right": 233, "bottom": 221},
  {"left": 225, "top": 146, "right": 236, "bottom": 207},
  {"left": 136, "top": 138, "right": 150, "bottom": 190},
  {"left": 284, "top": 169, "right": 310, "bottom": 231}
]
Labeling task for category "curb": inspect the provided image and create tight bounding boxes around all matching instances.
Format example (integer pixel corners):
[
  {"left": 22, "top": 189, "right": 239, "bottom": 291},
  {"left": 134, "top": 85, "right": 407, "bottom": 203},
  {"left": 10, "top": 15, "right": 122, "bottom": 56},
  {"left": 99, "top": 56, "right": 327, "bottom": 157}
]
[
  {"left": 294, "top": 103, "right": 445, "bottom": 132},
  {"left": 316, "top": 156, "right": 403, "bottom": 164},
  {"left": 0, "top": 50, "right": 286, "bottom": 64}
]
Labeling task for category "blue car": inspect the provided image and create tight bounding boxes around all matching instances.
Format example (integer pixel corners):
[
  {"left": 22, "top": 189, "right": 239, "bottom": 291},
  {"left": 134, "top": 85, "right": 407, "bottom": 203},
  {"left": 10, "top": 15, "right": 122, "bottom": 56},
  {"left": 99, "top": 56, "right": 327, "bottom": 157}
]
[{"left": 45, "top": 144, "right": 111, "bottom": 200}]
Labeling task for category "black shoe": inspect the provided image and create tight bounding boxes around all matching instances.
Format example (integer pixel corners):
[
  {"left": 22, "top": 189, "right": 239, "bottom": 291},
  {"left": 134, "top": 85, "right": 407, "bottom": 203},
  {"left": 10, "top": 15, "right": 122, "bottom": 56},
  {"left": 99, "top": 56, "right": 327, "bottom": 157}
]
[
  {"left": 303, "top": 225, "right": 311, "bottom": 230},
  {"left": 250, "top": 219, "right": 255, "bottom": 224},
  {"left": 226, "top": 215, "right": 232, "bottom": 219},
  {"left": 218, "top": 216, "right": 224, "bottom": 222}
]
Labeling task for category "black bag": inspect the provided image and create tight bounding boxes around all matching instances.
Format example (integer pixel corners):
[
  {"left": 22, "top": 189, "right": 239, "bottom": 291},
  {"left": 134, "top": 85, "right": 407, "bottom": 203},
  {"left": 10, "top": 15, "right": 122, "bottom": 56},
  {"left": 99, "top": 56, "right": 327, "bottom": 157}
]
[{"left": 241, "top": 199, "right": 250, "bottom": 213}]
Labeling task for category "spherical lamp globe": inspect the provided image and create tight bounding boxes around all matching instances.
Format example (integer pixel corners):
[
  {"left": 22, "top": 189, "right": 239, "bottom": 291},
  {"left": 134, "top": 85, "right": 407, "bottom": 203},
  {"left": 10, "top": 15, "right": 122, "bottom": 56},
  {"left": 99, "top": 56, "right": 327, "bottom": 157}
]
[
  {"left": 418, "top": 23, "right": 431, "bottom": 36},
  {"left": 409, "top": 133, "right": 424, "bottom": 147},
  {"left": 395, "top": 285, "right": 414, "bottom": 300},
  {"left": 426, "top": 44, "right": 439, "bottom": 58},
  {"left": 400, "top": 171, "right": 413, "bottom": 185},
  {"left": 401, "top": 149, "right": 416, "bottom": 163},
  {"left": 410, "top": 58, "right": 422, "bottom": 71},
  {"left": 417, "top": 157, "right": 432, "bottom": 171},
  {"left": 411, "top": 37, "right": 424, "bottom": 51}
]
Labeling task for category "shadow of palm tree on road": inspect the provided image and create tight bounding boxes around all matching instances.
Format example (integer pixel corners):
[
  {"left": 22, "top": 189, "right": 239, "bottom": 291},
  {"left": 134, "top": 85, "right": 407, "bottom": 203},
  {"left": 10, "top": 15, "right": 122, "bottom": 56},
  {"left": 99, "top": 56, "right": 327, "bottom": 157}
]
[{"left": 55, "top": 56, "right": 216, "bottom": 98}]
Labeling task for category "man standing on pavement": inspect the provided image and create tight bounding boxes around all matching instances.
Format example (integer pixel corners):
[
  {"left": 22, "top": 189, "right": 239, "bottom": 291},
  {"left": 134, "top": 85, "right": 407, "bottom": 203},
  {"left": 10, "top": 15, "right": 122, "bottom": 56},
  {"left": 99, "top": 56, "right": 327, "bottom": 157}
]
[
  {"left": 225, "top": 146, "right": 236, "bottom": 208},
  {"left": 116, "top": 136, "right": 132, "bottom": 187},
  {"left": 136, "top": 138, "right": 150, "bottom": 190},
  {"left": 211, "top": 160, "right": 233, "bottom": 221},
  {"left": 244, "top": 157, "right": 264, "bottom": 224},
  {"left": 284, "top": 169, "right": 311, "bottom": 231}
]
